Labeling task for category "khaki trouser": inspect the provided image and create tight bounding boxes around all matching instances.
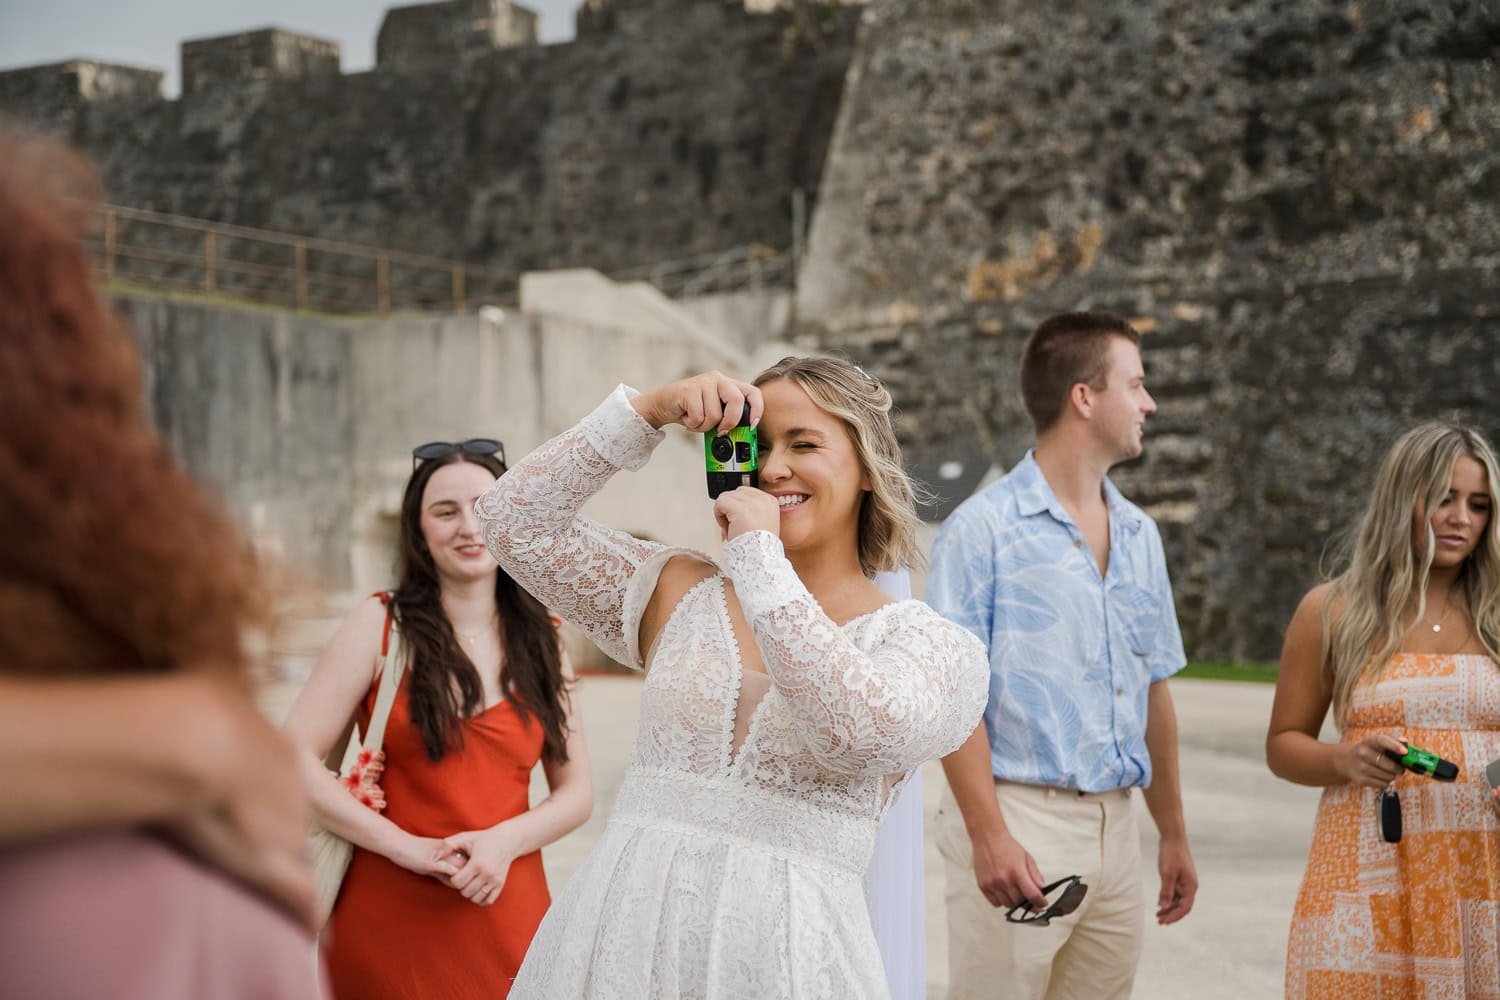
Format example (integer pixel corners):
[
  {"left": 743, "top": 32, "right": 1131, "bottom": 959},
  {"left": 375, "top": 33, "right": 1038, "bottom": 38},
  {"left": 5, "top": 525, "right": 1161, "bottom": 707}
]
[{"left": 936, "top": 781, "right": 1145, "bottom": 1000}]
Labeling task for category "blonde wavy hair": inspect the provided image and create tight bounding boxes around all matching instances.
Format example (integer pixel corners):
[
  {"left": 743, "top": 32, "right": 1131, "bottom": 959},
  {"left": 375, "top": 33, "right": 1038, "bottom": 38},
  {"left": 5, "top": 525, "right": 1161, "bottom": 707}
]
[
  {"left": 1323, "top": 422, "right": 1500, "bottom": 728},
  {"left": 752, "top": 355, "right": 926, "bottom": 577}
]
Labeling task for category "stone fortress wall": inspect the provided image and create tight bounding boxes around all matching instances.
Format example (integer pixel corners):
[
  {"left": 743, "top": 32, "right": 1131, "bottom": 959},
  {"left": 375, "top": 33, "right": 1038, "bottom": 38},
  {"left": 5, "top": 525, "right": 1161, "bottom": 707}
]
[
  {"left": 797, "top": 0, "right": 1500, "bottom": 660},
  {"left": 4, "top": 0, "right": 1498, "bottom": 661},
  {"left": 0, "top": 0, "right": 860, "bottom": 301}
]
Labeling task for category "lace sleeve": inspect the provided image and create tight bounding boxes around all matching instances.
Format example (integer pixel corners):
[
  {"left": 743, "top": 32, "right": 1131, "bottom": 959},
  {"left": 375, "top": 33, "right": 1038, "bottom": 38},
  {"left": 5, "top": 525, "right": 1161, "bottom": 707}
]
[
  {"left": 722, "top": 530, "right": 989, "bottom": 776},
  {"left": 476, "top": 385, "right": 666, "bottom": 665}
]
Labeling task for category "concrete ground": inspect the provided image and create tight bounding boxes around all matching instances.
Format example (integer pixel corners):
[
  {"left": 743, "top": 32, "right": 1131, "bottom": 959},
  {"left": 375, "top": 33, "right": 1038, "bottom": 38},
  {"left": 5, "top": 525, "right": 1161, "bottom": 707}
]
[{"left": 262, "top": 673, "right": 1320, "bottom": 1000}]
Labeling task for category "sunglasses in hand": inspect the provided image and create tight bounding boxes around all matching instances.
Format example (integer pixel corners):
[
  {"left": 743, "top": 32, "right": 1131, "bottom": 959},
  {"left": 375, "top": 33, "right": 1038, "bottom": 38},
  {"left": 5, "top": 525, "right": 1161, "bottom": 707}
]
[{"left": 1005, "top": 875, "right": 1088, "bottom": 927}]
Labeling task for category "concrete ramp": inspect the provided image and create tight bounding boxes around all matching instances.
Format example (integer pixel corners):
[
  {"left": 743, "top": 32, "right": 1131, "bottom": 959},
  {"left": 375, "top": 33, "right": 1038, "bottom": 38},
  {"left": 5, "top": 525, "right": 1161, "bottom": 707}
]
[{"left": 521, "top": 269, "right": 747, "bottom": 373}]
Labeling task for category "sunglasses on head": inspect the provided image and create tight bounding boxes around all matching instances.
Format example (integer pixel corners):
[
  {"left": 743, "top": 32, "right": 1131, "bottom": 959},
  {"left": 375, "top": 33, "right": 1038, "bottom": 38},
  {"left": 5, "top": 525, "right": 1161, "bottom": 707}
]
[
  {"left": 411, "top": 438, "right": 506, "bottom": 471},
  {"left": 1005, "top": 875, "right": 1088, "bottom": 927}
]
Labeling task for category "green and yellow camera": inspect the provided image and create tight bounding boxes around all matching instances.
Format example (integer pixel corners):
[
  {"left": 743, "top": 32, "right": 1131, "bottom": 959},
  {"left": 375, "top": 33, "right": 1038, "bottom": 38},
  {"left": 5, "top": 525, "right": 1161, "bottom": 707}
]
[{"left": 705, "top": 403, "right": 758, "bottom": 499}]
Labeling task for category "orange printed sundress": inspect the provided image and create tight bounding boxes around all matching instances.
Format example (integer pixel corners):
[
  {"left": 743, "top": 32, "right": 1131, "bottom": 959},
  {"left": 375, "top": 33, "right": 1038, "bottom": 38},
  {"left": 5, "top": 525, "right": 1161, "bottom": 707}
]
[{"left": 1286, "top": 653, "right": 1500, "bottom": 999}]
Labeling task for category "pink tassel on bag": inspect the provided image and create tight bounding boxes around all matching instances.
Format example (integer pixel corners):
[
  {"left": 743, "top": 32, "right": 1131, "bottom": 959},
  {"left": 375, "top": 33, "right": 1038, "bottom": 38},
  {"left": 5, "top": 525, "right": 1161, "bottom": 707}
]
[{"left": 339, "top": 749, "right": 387, "bottom": 813}]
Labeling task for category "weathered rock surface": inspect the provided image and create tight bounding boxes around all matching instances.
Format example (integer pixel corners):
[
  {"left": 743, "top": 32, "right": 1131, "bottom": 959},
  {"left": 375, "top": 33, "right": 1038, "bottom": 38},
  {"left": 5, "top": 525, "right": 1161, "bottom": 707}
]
[{"left": 798, "top": 0, "right": 1500, "bottom": 660}]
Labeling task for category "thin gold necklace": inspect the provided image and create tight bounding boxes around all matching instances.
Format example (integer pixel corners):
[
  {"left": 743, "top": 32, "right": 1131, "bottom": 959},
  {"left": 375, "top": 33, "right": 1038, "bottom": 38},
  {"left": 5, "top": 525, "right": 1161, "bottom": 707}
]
[
  {"left": 1426, "top": 589, "right": 1457, "bottom": 634},
  {"left": 453, "top": 617, "right": 497, "bottom": 648}
]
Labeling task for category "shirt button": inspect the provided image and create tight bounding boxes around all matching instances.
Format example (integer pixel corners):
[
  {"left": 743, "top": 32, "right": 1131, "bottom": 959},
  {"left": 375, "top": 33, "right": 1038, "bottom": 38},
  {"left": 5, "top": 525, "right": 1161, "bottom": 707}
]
[
  {"left": 1116, "top": 687, "right": 1123, "bottom": 696},
  {"left": 1073, "top": 539, "right": 1083, "bottom": 548}
]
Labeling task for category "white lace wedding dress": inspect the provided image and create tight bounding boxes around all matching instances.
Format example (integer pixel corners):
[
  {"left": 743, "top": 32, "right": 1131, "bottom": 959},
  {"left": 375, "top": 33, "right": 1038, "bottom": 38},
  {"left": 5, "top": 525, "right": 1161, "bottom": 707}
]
[{"left": 476, "top": 386, "right": 988, "bottom": 1000}]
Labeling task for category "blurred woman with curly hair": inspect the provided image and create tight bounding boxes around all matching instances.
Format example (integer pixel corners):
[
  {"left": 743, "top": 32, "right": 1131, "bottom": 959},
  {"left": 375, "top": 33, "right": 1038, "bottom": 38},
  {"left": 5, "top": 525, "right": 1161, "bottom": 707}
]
[{"left": 0, "top": 138, "right": 321, "bottom": 999}]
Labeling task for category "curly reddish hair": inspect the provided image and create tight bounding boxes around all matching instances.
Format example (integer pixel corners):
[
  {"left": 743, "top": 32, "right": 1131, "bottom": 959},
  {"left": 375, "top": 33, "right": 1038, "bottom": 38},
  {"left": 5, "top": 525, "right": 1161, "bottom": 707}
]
[{"left": 0, "top": 139, "right": 266, "bottom": 682}]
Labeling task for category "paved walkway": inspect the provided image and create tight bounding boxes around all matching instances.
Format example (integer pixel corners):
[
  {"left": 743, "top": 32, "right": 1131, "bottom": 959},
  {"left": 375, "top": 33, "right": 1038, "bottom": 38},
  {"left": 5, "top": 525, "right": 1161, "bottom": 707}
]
[{"left": 263, "top": 675, "right": 1320, "bottom": 999}]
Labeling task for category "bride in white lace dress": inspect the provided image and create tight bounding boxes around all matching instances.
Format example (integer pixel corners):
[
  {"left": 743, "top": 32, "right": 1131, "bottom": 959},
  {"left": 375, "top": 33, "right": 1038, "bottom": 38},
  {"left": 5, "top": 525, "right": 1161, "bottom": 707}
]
[{"left": 476, "top": 359, "right": 988, "bottom": 999}]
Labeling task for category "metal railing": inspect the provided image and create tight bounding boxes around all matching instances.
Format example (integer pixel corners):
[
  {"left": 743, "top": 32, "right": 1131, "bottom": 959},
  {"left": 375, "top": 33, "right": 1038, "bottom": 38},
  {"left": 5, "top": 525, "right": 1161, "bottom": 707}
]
[
  {"left": 81, "top": 202, "right": 796, "bottom": 314},
  {"left": 611, "top": 242, "right": 791, "bottom": 298},
  {"left": 85, "top": 203, "right": 517, "bottom": 314}
]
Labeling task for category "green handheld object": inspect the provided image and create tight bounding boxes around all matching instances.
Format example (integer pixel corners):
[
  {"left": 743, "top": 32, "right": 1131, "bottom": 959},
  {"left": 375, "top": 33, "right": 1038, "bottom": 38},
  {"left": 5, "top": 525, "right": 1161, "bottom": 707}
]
[
  {"left": 1385, "top": 745, "right": 1460, "bottom": 781},
  {"left": 705, "top": 403, "right": 758, "bottom": 499}
]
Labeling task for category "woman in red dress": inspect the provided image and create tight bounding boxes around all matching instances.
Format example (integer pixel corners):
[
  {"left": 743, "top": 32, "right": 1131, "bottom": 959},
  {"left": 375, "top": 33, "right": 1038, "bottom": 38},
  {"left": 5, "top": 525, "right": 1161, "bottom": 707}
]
[{"left": 284, "top": 443, "right": 592, "bottom": 999}]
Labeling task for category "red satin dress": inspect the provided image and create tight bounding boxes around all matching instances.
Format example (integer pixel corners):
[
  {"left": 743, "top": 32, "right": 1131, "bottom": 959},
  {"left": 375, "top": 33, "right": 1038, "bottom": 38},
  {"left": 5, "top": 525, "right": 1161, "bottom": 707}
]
[{"left": 324, "top": 670, "right": 550, "bottom": 999}]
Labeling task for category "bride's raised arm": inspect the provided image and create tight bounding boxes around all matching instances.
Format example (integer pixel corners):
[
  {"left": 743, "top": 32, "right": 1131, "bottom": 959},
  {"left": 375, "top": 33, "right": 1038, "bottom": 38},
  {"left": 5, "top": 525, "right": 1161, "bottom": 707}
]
[
  {"left": 478, "top": 373, "right": 764, "bottom": 665},
  {"left": 475, "top": 386, "right": 666, "bottom": 665}
]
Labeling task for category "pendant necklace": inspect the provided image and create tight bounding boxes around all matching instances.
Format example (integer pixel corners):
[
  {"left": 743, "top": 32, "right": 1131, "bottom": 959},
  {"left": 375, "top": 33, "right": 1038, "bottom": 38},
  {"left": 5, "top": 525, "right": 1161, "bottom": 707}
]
[
  {"left": 455, "top": 616, "right": 497, "bottom": 648},
  {"left": 1428, "top": 591, "right": 1456, "bottom": 634}
]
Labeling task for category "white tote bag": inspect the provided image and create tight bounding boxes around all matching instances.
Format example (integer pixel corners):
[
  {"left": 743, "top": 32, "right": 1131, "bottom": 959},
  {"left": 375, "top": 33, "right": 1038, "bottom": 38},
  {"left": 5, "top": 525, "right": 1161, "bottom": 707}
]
[{"left": 308, "top": 606, "right": 406, "bottom": 928}]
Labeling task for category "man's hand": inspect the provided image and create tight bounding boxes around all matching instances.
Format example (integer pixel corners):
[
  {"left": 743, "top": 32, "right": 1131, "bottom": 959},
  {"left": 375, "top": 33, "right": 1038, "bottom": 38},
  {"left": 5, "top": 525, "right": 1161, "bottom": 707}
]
[
  {"left": 972, "top": 827, "right": 1049, "bottom": 912},
  {"left": 1155, "top": 836, "right": 1197, "bottom": 924},
  {"left": 1142, "top": 679, "right": 1195, "bottom": 925}
]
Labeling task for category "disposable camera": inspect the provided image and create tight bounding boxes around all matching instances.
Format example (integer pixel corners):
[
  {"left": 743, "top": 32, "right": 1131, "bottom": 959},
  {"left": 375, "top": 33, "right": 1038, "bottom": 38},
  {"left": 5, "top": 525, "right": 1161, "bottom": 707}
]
[{"left": 705, "top": 403, "right": 758, "bottom": 499}]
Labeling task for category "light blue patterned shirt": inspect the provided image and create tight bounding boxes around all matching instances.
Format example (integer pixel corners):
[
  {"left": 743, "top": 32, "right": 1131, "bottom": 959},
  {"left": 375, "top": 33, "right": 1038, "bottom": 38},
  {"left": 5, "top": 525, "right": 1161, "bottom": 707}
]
[{"left": 926, "top": 451, "right": 1186, "bottom": 792}]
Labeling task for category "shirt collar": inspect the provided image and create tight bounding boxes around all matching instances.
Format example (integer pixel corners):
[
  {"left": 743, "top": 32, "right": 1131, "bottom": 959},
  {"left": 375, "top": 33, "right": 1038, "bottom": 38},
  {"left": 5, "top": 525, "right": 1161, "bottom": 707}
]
[
  {"left": 1011, "top": 452, "right": 1060, "bottom": 520},
  {"left": 1103, "top": 476, "right": 1144, "bottom": 536},
  {"left": 1012, "top": 450, "right": 1143, "bottom": 536}
]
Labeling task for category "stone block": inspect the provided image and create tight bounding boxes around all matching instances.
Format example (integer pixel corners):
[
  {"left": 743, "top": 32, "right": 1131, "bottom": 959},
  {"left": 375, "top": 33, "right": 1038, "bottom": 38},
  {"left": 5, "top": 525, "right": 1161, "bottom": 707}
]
[
  {"left": 180, "top": 28, "right": 340, "bottom": 96},
  {"left": 376, "top": 0, "right": 539, "bottom": 72},
  {"left": 0, "top": 60, "right": 163, "bottom": 108}
]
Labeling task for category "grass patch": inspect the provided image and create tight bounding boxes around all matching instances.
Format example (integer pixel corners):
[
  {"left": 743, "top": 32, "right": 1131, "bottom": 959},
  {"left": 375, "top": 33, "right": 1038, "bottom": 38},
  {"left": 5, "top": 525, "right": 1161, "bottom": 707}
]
[{"left": 1177, "top": 661, "right": 1278, "bottom": 684}]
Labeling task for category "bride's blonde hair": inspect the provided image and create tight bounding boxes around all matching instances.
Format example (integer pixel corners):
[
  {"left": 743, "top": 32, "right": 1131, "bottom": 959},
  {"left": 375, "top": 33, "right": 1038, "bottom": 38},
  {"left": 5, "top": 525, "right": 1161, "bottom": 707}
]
[
  {"left": 1323, "top": 422, "right": 1500, "bottom": 727},
  {"left": 753, "top": 355, "right": 925, "bottom": 577}
]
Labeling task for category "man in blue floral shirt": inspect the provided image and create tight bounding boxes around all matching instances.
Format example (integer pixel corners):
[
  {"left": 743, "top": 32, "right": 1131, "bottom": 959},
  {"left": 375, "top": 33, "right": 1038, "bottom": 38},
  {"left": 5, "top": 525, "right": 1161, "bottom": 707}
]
[{"left": 929, "top": 312, "right": 1197, "bottom": 1000}]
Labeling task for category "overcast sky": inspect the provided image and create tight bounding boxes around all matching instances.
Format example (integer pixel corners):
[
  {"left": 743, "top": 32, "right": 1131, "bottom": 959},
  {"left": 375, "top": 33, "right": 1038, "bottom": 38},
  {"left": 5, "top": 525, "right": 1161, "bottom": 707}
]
[{"left": 0, "top": 0, "right": 581, "bottom": 96}]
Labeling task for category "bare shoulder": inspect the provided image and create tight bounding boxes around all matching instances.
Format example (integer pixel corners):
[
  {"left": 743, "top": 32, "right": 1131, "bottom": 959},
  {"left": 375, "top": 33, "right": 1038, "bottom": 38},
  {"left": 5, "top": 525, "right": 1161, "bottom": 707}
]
[
  {"left": 352, "top": 592, "right": 392, "bottom": 620},
  {"left": 1287, "top": 582, "right": 1339, "bottom": 639},
  {"left": 345, "top": 594, "right": 392, "bottom": 639},
  {"left": 638, "top": 555, "right": 719, "bottom": 663},
  {"left": 1279, "top": 582, "right": 1338, "bottom": 676},
  {"left": 654, "top": 554, "right": 718, "bottom": 605},
  {"left": 283, "top": 594, "right": 393, "bottom": 744},
  {"left": 1270, "top": 583, "right": 1339, "bottom": 731},
  {"left": 323, "top": 595, "right": 390, "bottom": 675},
  {"left": 1297, "top": 582, "right": 1335, "bottom": 615}
]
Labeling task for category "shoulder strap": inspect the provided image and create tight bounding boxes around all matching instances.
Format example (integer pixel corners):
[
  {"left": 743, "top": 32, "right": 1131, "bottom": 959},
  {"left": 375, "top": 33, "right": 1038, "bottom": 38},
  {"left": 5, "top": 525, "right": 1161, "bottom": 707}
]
[
  {"left": 362, "top": 595, "right": 405, "bottom": 751},
  {"left": 375, "top": 591, "right": 395, "bottom": 656}
]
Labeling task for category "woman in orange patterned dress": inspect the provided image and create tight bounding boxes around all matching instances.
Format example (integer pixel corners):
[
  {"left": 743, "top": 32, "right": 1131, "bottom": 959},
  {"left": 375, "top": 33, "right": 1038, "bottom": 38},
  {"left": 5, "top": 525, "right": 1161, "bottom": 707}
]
[
  {"left": 1268, "top": 423, "right": 1500, "bottom": 1000},
  {"left": 283, "top": 445, "right": 592, "bottom": 999}
]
